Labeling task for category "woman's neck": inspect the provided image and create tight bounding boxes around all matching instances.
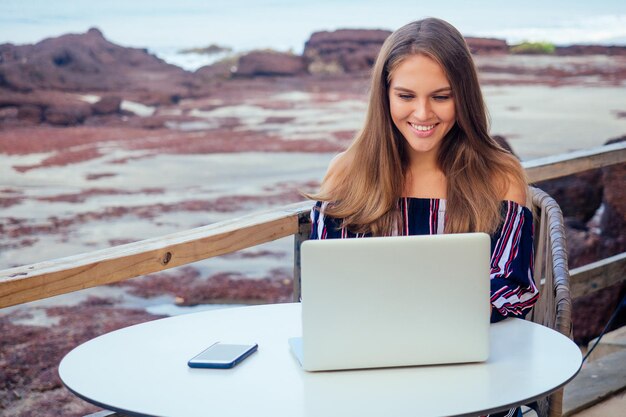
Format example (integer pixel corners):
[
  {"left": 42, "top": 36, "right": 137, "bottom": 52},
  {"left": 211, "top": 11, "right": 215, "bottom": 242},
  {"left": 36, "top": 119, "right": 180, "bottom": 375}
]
[{"left": 403, "top": 161, "right": 447, "bottom": 199}]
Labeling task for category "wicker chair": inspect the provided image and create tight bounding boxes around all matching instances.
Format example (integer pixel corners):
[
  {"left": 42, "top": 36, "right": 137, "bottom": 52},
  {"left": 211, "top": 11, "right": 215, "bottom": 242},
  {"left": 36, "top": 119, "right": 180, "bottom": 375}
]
[{"left": 526, "top": 187, "right": 573, "bottom": 417}]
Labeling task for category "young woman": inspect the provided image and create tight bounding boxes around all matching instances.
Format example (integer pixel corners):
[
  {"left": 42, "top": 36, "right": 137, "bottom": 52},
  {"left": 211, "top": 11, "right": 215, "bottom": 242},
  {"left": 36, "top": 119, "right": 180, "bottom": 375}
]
[{"left": 307, "top": 18, "right": 539, "bottom": 417}]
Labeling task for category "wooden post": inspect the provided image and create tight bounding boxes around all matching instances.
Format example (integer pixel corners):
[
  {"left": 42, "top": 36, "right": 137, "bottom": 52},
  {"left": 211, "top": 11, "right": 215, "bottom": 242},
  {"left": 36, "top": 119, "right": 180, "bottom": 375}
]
[{"left": 293, "top": 210, "right": 311, "bottom": 302}]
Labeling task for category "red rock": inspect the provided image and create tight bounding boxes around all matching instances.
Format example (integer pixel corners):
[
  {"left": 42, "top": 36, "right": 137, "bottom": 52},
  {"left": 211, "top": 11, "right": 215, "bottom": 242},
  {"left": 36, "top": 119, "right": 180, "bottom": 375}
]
[
  {"left": 234, "top": 51, "right": 307, "bottom": 77},
  {"left": 43, "top": 102, "right": 92, "bottom": 126},
  {"left": 303, "top": 29, "right": 391, "bottom": 74},
  {"left": 135, "top": 116, "right": 167, "bottom": 129},
  {"left": 306, "top": 29, "right": 391, "bottom": 45},
  {"left": 0, "top": 106, "right": 18, "bottom": 120},
  {"left": 126, "top": 91, "right": 181, "bottom": 106},
  {"left": 541, "top": 138, "right": 624, "bottom": 268},
  {"left": 303, "top": 30, "right": 509, "bottom": 73},
  {"left": 0, "top": 297, "right": 165, "bottom": 415},
  {"left": 0, "top": 88, "right": 125, "bottom": 127},
  {"left": 92, "top": 95, "right": 121, "bottom": 115},
  {"left": 572, "top": 282, "right": 625, "bottom": 344},
  {"left": 599, "top": 136, "right": 626, "bottom": 246},
  {"left": 174, "top": 271, "right": 293, "bottom": 306},
  {"left": 465, "top": 37, "right": 509, "bottom": 54},
  {"left": 556, "top": 45, "right": 626, "bottom": 56},
  {"left": 17, "top": 105, "right": 43, "bottom": 123},
  {"left": 566, "top": 136, "right": 626, "bottom": 343},
  {"left": 0, "top": 28, "right": 198, "bottom": 97},
  {"left": 566, "top": 226, "right": 603, "bottom": 268},
  {"left": 195, "top": 58, "right": 237, "bottom": 80},
  {"left": 535, "top": 170, "right": 603, "bottom": 224}
]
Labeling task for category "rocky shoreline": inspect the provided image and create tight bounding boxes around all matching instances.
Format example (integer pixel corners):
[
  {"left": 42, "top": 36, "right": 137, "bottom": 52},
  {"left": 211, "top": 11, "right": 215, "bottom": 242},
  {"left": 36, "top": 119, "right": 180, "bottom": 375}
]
[
  {"left": 2, "top": 27, "right": 626, "bottom": 129},
  {"left": 1, "top": 28, "right": 625, "bottom": 416}
]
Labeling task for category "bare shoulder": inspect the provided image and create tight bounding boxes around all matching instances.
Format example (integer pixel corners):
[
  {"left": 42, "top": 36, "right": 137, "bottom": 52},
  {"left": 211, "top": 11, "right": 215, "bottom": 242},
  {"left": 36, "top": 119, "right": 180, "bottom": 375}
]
[
  {"left": 502, "top": 173, "right": 528, "bottom": 207},
  {"left": 323, "top": 151, "right": 352, "bottom": 188},
  {"left": 327, "top": 151, "right": 351, "bottom": 174}
]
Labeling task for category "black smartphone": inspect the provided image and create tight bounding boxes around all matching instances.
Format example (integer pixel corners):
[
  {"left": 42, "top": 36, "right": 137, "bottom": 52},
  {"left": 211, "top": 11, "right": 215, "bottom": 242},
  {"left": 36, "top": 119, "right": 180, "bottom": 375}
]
[{"left": 187, "top": 342, "right": 258, "bottom": 369}]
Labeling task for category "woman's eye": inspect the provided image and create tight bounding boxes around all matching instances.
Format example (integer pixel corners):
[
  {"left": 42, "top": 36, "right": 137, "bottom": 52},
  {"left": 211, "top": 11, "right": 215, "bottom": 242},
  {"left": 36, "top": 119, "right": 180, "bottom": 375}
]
[
  {"left": 433, "top": 95, "right": 451, "bottom": 101},
  {"left": 398, "top": 94, "right": 413, "bottom": 100}
]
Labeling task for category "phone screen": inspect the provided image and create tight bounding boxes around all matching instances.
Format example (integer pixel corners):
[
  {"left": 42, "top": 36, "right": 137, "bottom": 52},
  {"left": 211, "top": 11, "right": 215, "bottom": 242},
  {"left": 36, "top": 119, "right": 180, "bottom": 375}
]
[{"left": 188, "top": 342, "right": 258, "bottom": 369}]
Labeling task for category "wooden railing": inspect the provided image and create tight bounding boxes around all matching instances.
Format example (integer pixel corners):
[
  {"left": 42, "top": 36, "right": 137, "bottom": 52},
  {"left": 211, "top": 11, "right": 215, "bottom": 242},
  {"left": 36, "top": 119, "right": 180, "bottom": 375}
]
[{"left": 1, "top": 141, "right": 625, "bottom": 309}]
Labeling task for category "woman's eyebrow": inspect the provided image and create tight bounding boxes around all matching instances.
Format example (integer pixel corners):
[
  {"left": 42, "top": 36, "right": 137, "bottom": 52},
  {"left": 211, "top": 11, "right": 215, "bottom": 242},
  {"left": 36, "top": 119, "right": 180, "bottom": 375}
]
[
  {"left": 431, "top": 87, "right": 452, "bottom": 94},
  {"left": 391, "top": 86, "right": 452, "bottom": 94}
]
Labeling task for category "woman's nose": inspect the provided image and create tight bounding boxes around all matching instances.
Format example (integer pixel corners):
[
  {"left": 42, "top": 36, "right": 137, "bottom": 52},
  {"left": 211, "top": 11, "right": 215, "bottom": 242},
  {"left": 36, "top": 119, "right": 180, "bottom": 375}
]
[{"left": 412, "top": 99, "right": 431, "bottom": 121}]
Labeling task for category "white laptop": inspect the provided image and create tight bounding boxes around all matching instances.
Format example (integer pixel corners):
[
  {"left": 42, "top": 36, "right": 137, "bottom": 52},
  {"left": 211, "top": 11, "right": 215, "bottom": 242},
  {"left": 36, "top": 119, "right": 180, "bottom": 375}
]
[{"left": 289, "top": 233, "right": 491, "bottom": 371}]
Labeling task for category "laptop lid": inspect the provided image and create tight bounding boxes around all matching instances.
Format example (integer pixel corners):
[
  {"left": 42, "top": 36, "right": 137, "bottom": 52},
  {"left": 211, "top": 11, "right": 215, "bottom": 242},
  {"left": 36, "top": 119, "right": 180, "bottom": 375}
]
[{"left": 292, "top": 233, "right": 491, "bottom": 371}]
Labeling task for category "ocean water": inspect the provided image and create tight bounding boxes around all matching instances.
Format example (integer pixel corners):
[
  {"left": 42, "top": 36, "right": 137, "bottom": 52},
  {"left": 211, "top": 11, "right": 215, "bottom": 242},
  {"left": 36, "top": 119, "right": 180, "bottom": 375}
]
[{"left": 1, "top": 0, "right": 626, "bottom": 70}]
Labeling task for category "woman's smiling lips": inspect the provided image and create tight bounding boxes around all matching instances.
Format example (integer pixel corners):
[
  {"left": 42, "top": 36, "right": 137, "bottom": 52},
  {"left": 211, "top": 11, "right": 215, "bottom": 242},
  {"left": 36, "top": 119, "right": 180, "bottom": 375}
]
[{"left": 408, "top": 121, "right": 439, "bottom": 138}]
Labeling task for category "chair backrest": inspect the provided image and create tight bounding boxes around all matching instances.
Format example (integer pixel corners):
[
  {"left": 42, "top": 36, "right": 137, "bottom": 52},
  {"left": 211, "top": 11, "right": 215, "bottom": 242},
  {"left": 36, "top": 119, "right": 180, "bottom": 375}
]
[{"left": 528, "top": 187, "right": 573, "bottom": 417}]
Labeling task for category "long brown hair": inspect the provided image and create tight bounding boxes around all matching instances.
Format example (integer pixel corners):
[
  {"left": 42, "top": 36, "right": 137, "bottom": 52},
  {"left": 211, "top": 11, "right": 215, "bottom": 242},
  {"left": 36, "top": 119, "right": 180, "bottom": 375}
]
[{"left": 309, "top": 18, "right": 527, "bottom": 236}]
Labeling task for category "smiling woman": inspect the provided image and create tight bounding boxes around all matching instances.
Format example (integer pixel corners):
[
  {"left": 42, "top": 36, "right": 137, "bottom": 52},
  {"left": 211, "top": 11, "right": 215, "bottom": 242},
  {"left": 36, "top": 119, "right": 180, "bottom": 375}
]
[
  {"left": 305, "top": 18, "right": 538, "bottom": 417},
  {"left": 307, "top": 17, "right": 528, "bottom": 235},
  {"left": 388, "top": 54, "right": 456, "bottom": 164}
]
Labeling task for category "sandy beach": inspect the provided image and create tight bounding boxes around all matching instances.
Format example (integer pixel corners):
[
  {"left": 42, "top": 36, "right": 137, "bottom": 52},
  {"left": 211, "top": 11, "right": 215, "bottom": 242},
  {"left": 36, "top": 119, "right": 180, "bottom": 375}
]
[{"left": 1, "top": 74, "right": 625, "bottom": 272}]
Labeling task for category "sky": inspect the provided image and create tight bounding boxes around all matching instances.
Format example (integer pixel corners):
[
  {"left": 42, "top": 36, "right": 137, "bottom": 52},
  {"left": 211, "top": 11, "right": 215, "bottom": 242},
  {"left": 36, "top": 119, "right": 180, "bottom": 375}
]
[{"left": 1, "top": 0, "right": 626, "bottom": 53}]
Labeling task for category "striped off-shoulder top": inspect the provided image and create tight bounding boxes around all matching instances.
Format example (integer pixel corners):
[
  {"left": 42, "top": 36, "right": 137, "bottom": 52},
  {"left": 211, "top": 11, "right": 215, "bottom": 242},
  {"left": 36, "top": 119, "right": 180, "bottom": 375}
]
[{"left": 310, "top": 198, "right": 539, "bottom": 323}]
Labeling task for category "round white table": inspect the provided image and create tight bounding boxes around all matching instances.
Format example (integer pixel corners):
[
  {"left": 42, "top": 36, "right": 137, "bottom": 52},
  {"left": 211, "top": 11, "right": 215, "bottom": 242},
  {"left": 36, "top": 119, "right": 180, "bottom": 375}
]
[{"left": 59, "top": 303, "right": 582, "bottom": 417}]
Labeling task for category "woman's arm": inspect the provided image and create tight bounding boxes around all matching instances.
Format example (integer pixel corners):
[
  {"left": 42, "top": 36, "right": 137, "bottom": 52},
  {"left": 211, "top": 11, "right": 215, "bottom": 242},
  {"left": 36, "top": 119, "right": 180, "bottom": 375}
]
[{"left": 489, "top": 201, "right": 539, "bottom": 322}]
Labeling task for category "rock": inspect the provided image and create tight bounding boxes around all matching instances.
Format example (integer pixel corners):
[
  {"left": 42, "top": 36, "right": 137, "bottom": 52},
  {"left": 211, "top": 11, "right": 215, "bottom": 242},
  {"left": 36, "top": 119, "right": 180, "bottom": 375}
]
[
  {"left": 465, "top": 37, "right": 509, "bottom": 54},
  {"left": 122, "top": 91, "right": 181, "bottom": 107},
  {"left": 0, "top": 297, "right": 165, "bottom": 416},
  {"left": 0, "top": 106, "right": 18, "bottom": 120},
  {"left": 136, "top": 116, "right": 167, "bottom": 129},
  {"left": 555, "top": 45, "right": 626, "bottom": 56},
  {"left": 0, "top": 89, "right": 106, "bottom": 126},
  {"left": 234, "top": 51, "right": 307, "bottom": 77},
  {"left": 92, "top": 96, "right": 121, "bottom": 115},
  {"left": 599, "top": 136, "right": 626, "bottom": 246},
  {"left": 567, "top": 136, "right": 626, "bottom": 344},
  {"left": 303, "top": 29, "right": 391, "bottom": 74},
  {"left": 0, "top": 28, "right": 198, "bottom": 97},
  {"left": 196, "top": 58, "right": 237, "bottom": 80},
  {"left": 17, "top": 105, "right": 43, "bottom": 123},
  {"left": 572, "top": 282, "right": 626, "bottom": 344},
  {"left": 566, "top": 226, "right": 603, "bottom": 268},
  {"left": 303, "top": 30, "right": 510, "bottom": 73},
  {"left": 179, "top": 44, "right": 232, "bottom": 55},
  {"left": 535, "top": 170, "right": 603, "bottom": 224},
  {"left": 538, "top": 137, "right": 624, "bottom": 267},
  {"left": 0, "top": 89, "right": 49, "bottom": 108},
  {"left": 44, "top": 103, "right": 92, "bottom": 126}
]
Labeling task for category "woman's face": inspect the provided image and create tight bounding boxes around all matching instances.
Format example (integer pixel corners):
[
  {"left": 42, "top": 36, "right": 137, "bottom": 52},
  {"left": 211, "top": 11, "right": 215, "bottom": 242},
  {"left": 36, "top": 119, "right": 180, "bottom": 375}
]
[{"left": 388, "top": 54, "right": 456, "bottom": 159}]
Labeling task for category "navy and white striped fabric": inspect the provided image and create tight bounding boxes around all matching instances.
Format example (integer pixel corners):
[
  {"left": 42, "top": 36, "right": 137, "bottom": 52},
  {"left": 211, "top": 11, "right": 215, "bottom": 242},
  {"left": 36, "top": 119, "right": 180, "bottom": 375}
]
[
  {"left": 310, "top": 198, "right": 537, "bottom": 417},
  {"left": 310, "top": 198, "right": 539, "bottom": 323}
]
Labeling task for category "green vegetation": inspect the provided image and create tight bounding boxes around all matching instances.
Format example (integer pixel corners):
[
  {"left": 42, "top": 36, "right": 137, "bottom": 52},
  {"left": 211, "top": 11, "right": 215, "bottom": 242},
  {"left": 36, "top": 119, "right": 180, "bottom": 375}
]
[{"left": 510, "top": 41, "right": 556, "bottom": 55}]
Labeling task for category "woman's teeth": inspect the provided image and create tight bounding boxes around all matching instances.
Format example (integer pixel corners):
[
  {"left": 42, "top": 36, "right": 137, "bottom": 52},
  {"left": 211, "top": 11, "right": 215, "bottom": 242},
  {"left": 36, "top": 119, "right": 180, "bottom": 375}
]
[{"left": 409, "top": 123, "right": 435, "bottom": 131}]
